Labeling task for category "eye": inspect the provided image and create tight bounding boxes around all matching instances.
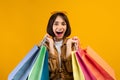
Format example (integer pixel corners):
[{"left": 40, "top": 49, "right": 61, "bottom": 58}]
[
  {"left": 62, "top": 22, "right": 66, "bottom": 26},
  {"left": 53, "top": 21, "right": 59, "bottom": 26}
]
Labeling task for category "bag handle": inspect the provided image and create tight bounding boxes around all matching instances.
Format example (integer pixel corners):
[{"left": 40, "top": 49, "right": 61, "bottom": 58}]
[{"left": 38, "top": 34, "right": 47, "bottom": 47}]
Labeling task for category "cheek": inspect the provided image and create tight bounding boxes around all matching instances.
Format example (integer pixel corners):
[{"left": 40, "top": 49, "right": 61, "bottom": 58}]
[
  {"left": 52, "top": 26, "right": 56, "bottom": 33},
  {"left": 64, "top": 26, "right": 67, "bottom": 32}
]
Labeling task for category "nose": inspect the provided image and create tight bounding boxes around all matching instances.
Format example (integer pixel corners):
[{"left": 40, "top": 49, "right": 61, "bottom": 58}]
[
  {"left": 58, "top": 23, "right": 63, "bottom": 28},
  {"left": 58, "top": 26, "right": 63, "bottom": 30},
  {"left": 56, "top": 27, "right": 63, "bottom": 32}
]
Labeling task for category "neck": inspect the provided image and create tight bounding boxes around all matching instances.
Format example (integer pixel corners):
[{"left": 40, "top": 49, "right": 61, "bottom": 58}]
[{"left": 54, "top": 37, "right": 63, "bottom": 42}]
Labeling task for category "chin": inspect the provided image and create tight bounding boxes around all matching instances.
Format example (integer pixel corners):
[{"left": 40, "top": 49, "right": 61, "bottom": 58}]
[
  {"left": 55, "top": 36, "right": 64, "bottom": 40},
  {"left": 57, "top": 37, "right": 63, "bottom": 39}
]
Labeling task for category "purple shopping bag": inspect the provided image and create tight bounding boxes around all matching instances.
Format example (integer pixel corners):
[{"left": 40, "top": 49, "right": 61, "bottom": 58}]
[{"left": 8, "top": 45, "right": 40, "bottom": 80}]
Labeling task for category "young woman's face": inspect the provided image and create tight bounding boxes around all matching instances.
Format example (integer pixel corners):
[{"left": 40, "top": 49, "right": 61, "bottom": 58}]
[{"left": 53, "top": 16, "right": 67, "bottom": 40}]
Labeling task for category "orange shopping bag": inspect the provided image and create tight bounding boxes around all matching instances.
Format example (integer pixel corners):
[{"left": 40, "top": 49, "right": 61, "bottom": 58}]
[{"left": 79, "top": 46, "right": 116, "bottom": 80}]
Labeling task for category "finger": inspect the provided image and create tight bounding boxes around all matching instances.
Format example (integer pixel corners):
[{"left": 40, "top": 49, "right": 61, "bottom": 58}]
[
  {"left": 46, "top": 34, "right": 51, "bottom": 38},
  {"left": 72, "top": 40, "right": 78, "bottom": 43},
  {"left": 72, "top": 36, "right": 78, "bottom": 40},
  {"left": 46, "top": 37, "right": 50, "bottom": 42},
  {"left": 46, "top": 37, "right": 48, "bottom": 42}
]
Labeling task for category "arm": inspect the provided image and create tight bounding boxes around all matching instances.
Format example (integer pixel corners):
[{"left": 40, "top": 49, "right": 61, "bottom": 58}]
[
  {"left": 46, "top": 36, "right": 55, "bottom": 55},
  {"left": 66, "top": 42, "right": 72, "bottom": 58},
  {"left": 46, "top": 36, "right": 58, "bottom": 72},
  {"left": 66, "top": 37, "right": 79, "bottom": 58},
  {"left": 49, "top": 43, "right": 54, "bottom": 54}
]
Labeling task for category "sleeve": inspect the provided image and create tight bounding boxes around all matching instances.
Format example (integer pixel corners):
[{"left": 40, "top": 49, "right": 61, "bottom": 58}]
[
  {"left": 64, "top": 43, "right": 77, "bottom": 73},
  {"left": 44, "top": 42, "right": 58, "bottom": 59},
  {"left": 48, "top": 57, "right": 58, "bottom": 72},
  {"left": 44, "top": 42, "right": 58, "bottom": 72},
  {"left": 62, "top": 38, "right": 74, "bottom": 73},
  {"left": 63, "top": 54, "right": 73, "bottom": 73}
]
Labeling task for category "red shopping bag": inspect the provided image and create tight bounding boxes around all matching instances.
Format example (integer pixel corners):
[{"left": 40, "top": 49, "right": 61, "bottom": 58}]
[
  {"left": 79, "top": 46, "right": 116, "bottom": 80},
  {"left": 75, "top": 51, "right": 96, "bottom": 80}
]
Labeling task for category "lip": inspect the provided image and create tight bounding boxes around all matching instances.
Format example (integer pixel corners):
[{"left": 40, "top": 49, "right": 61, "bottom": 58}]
[
  {"left": 56, "top": 31, "right": 63, "bottom": 34},
  {"left": 55, "top": 31, "right": 64, "bottom": 37}
]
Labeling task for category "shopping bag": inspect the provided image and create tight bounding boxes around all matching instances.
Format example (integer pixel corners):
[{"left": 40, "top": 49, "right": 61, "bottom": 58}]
[
  {"left": 80, "top": 46, "right": 116, "bottom": 80},
  {"left": 28, "top": 45, "right": 49, "bottom": 80},
  {"left": 75, "top": 51, "right": 96, "bottom": 80},
  {"left": 71, "top": 51, "right": 85, "bottom": 80},
  {"left": 41, "top": 50, "right": 49, "bottom": 80},
  {"left": 8, "top": 46, "right": 40, "bottom": 80}
]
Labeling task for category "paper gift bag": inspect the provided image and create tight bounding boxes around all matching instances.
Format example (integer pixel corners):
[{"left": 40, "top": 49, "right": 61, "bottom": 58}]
[
  {"left": 80, "top": 46, "right": 116, "bottom": 80},
  {"left": 75, "top": 51, "right": 96, "bottom": 80},
  {"left": 72, "top": 51, "right": 85, "bottom": 80},
  {"left": 8, "top": 46, "right": 40, "bottom": 80},
  {"left": 41, "top": 50, "right": 49, "bottom": 80},
  {"left": 28, "top": 45, "right": 49, "bottom": 80}
]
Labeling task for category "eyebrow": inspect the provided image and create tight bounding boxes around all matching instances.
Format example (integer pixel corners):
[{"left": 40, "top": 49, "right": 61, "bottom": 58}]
[{"left": 54, "top": 21, "right": 66, "bottom": 23}]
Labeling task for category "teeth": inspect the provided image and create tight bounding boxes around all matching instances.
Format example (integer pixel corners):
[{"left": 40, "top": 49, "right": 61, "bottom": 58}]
[{"left": 56, "top": 31, "right": 63, "bottom": 34}]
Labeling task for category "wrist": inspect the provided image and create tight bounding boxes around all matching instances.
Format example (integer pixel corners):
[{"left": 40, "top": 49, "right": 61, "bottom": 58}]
[
  {"left": 49, "top": 41, "right": 54, "bottom": 47},
  {"left": 49, "top": 47, "right": 54, "bottom": 54},
  {"left": 66, "top": 42, "right": 71, "bottom": 47},
  {"left": 49, "top": 43, "right": 54, "bottom": 53},
  {"left": 66, "top": 45, "right": 72, "bottom": 58}
]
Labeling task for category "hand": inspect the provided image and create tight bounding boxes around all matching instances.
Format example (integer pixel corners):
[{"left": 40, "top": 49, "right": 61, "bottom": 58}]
[
  {"left": 66, "top": 36, "right": 80, "bottom": 57},
  {"left": 46, "top": 34, "right": 55, "bottom": 54},
  {"left": 46, "top": 34, "right": 54, "bottom": 46},
  {"left": 72, "top": 36, "right": 80, "bottom": 50},
  {"left": 66, "top": 36, "right": 79, "bottom": 48}
]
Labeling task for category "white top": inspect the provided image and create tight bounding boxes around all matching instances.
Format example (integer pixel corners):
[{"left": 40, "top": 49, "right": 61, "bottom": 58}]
[
  {"left": 54, "top": 40, "right": 63, "bottom": 54},
  {"left": 54, "top": 40, "right": 63, "bottom": 67}
]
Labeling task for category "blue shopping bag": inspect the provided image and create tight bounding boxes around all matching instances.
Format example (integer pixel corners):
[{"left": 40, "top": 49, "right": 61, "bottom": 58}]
[
  {"left": 8, "top": 46, "right": 40, "bottom": 80},
  {"left": 41, "top": 50, "right": 49, "bottom": 80}
]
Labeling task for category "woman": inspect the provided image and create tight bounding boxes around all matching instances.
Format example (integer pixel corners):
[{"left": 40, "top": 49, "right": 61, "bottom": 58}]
[{"left": 44, "top": 12, "right": 79, "bottom": 80}]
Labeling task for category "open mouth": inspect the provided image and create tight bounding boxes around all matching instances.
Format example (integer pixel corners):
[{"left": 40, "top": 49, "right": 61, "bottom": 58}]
[
  {"left": 56, "top": 31, "right": 63, "bottom": 34},
  {"left": 56, "top": 31, "right": 64, "bottom": 36}
]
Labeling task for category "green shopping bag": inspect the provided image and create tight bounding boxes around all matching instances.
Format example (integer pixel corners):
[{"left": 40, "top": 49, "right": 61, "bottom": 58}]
[
  {"left": 72, "top": 51, "right": 85, "bottom": 80},
  {"left": 28, "top": 45, "right": 47, "bottom": 80}
]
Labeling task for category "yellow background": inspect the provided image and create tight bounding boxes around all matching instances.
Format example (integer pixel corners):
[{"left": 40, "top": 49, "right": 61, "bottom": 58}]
[{"left": 0, "top": 0, "right": 120, "bottom": 80}]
